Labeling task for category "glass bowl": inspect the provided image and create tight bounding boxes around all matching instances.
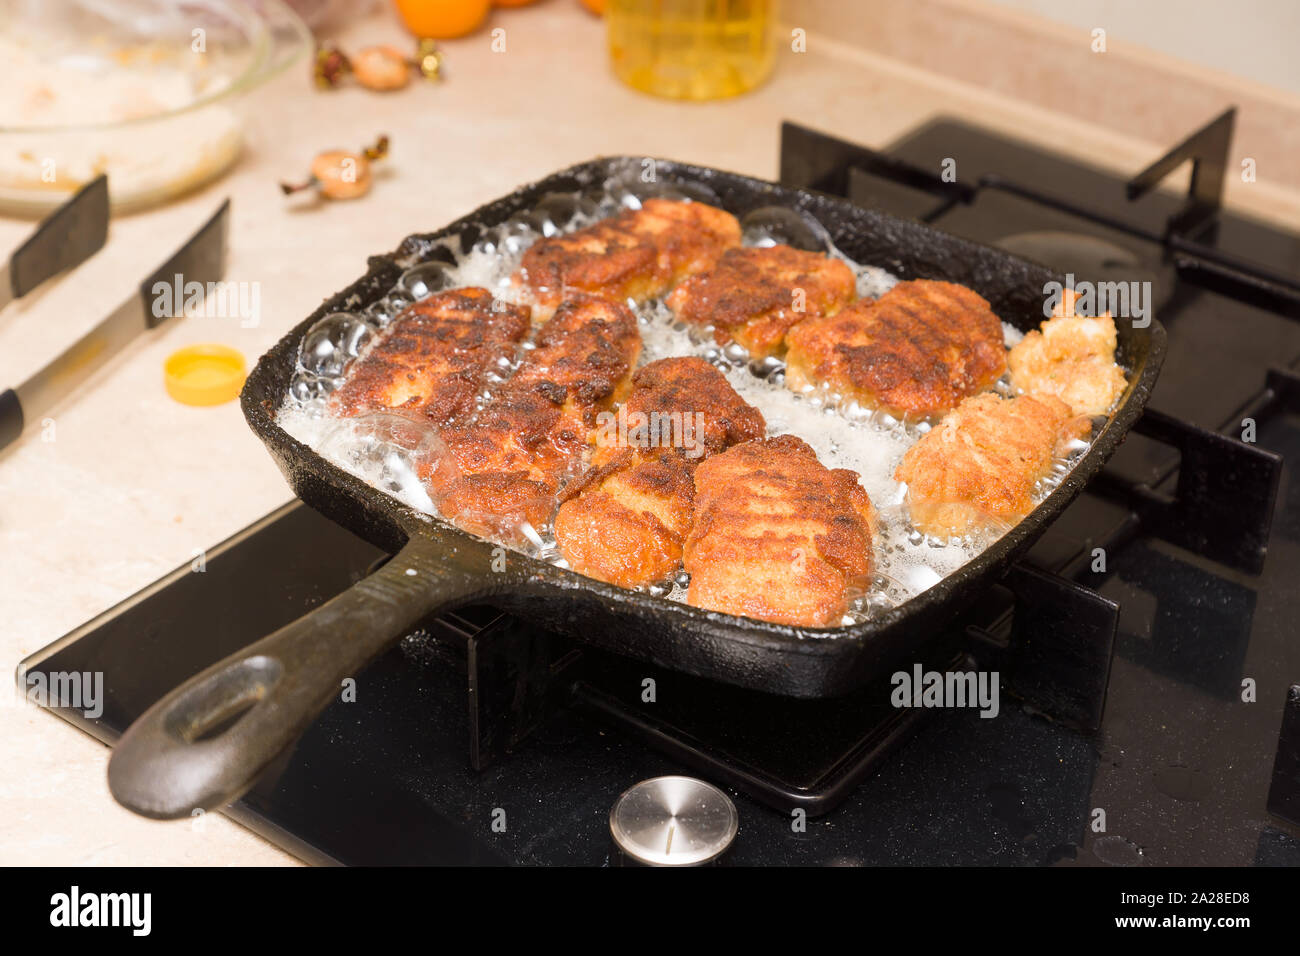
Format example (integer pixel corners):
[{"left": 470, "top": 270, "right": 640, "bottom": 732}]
[{"left": 0, "top": 0, "right": 311, "bottom": 215}]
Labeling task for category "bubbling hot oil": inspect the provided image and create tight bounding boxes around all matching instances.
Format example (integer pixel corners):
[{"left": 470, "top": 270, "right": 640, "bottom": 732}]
[{"left": 278, "top": 176, "right": 1097, "bottom": 627}]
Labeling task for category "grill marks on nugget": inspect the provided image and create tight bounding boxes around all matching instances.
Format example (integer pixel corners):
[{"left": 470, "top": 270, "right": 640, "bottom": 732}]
[
  {"left": 554, "top": 450, "right": 699, "bottom": 590},
  {"left": 330, "top": 288, "right": 530, "bottom": 425},
  {"left": 517, "top": 198, "right": 740, "bottom": 315},
  {"left": 429, "top": 295, "right": 641, "bottom": 540},
  {"left": 785, "top": 279, "right": 1007, "bottom": 417},
  {"left": 894, "top": 392, "right": 1090, "bottom": 538},
  {"left": 666, "top": 244, "right": 856, "bottom": 358},
  {"left": 684, "top": 435, "right": 876, "bottom": 628},
  {"left": 592, "top": 356, "right": 768, "bottom": 464},
  {"left": 555, "top": 358, "right": 765, "bottom": 588}
]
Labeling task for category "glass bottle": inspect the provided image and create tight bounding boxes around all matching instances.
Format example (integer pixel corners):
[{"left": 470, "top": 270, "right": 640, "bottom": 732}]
[{"left": 607, "top": 0, "right": 776, "bottom": 101}]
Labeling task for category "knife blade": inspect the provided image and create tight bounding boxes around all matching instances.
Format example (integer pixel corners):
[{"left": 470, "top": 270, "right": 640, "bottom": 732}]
[
  {"left": 0, "top": 198, "right": 230, "bottom": 453},
  {"left": 0, "top": 175, "right": 110, "bottom": 313}
]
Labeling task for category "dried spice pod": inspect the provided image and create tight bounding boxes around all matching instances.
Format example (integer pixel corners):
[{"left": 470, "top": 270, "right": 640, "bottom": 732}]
[
  {"left": 280, "top": 136, "right": 391, "bottom": 201},
  {"left": 314, "top": 44, "right": 350, "bottom": 89},
  {"left": 414, "top": 39, "right": 445, "bottom": 82},
  {"left": 313, "top": 40, "right": 444, "bottom": 91}
]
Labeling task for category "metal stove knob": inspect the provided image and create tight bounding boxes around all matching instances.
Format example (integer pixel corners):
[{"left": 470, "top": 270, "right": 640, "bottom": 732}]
[{"left": 609, "top": 775, "right": 738, "bottom": 866}]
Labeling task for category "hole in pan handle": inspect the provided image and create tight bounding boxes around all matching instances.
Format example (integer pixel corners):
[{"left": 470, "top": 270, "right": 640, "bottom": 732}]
[{"left": 107, "top": 533, "right": 506, "bottom": 819}]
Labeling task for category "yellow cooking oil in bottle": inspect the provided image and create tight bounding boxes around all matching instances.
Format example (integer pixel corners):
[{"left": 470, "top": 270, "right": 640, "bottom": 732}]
[{"left": 607, "top": 0, "right": 775, "bottom": 101}]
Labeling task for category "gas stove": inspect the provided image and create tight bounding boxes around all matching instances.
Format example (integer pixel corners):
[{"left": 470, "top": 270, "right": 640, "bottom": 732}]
[{"left": 22, "top": 115, "right": 1300, "bottom": 866}]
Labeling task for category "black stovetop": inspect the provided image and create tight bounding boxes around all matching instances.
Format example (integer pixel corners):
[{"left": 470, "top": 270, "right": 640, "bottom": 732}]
[{"left": 21, "top": 118, "right": 1300, "bottom": 866}]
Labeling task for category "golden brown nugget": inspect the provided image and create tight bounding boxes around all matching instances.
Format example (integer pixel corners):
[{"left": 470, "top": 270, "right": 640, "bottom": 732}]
[
  {"left": 554, "top": 449, "right": 698, "bottom": 589},
  {"left": 894, "top": 392, "right": 1091, "bottom": 538},
  {"left": 329, "top": 288, "right": 530, "bottom": 425},
  {"left": 590, "top": 356, "right": 767, "bottom": 466},
  {"left": 684, "top": 435, "right": 876, "bottom": 628},
  {"left": 665, "top": 245, "right": 856, "bottom": 357},
  {"left": 429, "top": 295, "right": 641, "bottom": 540},
  {"left": 516, "top": 198, "right": 740, "bottom": 317},
  {"left": 1008, "top": 290, "right": 1127, "bottom": 417},
  {"left": 784, "top": 279, "right": 1007, "bottom": 418},
  {"left": 555, "top": 358, "right": 765, "bottom": 588}
]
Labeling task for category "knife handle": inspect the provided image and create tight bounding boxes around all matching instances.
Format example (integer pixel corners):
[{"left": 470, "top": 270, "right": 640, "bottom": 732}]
[{"left": 0, "top": 388, "right": 22, "bottom": 452}]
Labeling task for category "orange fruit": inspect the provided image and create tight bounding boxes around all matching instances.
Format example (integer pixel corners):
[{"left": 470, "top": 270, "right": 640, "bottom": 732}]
[
  {"left": 579, "top": 0, "right": 605, "bottom": 12},
  {"left": 393, "top": 0, "right": 491, "bottom": 38},
  {"left": 495, "top": 0, "right": 539, "bottom": 6}
]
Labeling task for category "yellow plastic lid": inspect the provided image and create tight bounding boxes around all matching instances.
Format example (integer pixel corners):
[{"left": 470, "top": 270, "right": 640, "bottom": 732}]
[{"left": 164, "top": 344, "right": 246, "bottom": 406}]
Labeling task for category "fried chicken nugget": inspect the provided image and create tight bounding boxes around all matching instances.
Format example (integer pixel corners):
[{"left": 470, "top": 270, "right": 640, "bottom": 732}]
[
  {"left": 590, "top": 356, "right": 767, "bottom": 465},
  {"left": 553, "top": 449, "right": 699, "bottom": 589},
  {"left": 517, "top": 198, "right": 740, "bottom": 317},
  {"left": 784, "top": 279, "right": 1007, "bottom": 418},
  {"left": 555, "top": 357, "right": 766, "bottom": 588},
  {"left": 429, "top": 295, "right": 641, "bottom": 540},
  {"left": 684, "top": 435, "right": 876, "bottom": 628},
  {"left": 894, "top": 392, "right": 1091, "bottom": 538},
  {"left": 1008, "top": 289, "right": 1127, "bottom": 416},
  {"left": 329, "top": 288, "right": 530, "bottom": 425},
  {"left": 665, "top": 244, "right": 857, "bottom": 358}
]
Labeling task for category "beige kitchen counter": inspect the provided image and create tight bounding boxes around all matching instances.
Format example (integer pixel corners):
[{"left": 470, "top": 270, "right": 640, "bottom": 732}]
[{"left": 2, "top": 2, "right": 1297, "bottom": 866}]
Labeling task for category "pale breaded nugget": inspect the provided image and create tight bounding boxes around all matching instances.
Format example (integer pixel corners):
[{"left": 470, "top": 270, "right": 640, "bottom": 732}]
[
  {"left": 329, "top": 288, "right": 530, "bottom": 425},
  {"left": 665, "top": 244, "right": 856, "bottom": 358},
  {"left": 684, "top": 435, "right": 876, "bottom": 628},
  {"left": 555, "top": 357, "right": 765, "bottom": 588},
  {"left": 517, "top": 198, "right": 740, "bottom": 316},
  {"left": 894, "top": 392, "right": 1091, "bottom": 538},
  {"left": 784, "top": 279, "right": 1007, "bottom": 418},
  {"left": 1009, "top": 290, "right": 1127, "bottom": 416},
  {"left": 428, "top": 295, "right": 641, "bottom": 541}
]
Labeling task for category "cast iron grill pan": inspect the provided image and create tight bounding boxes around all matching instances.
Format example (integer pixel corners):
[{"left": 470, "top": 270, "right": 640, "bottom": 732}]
[{"left": 108, "top": 158, "right": 1165, "bottom": 818}]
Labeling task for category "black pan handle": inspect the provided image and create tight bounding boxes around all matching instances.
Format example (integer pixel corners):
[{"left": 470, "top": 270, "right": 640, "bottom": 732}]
[{"left": 108, "top": 533, "right": 501, "bottom": 819}]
